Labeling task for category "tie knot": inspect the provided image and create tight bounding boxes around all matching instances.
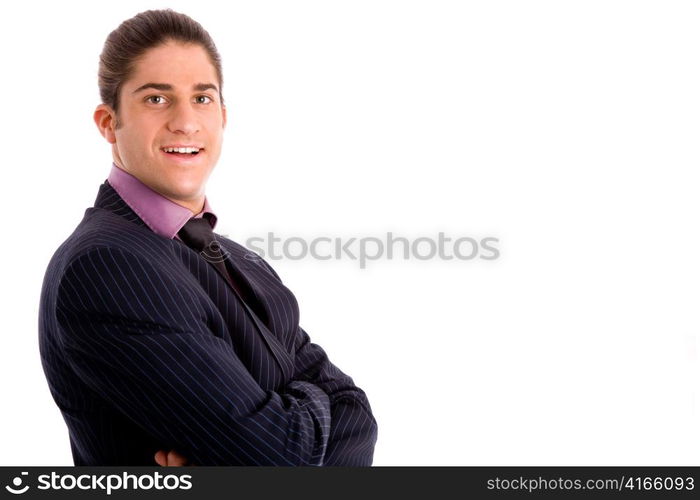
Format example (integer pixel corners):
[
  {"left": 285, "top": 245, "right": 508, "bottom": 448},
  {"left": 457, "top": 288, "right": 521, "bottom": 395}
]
[{"left": 177, "top": 217, "right": 216, "bottom": 253}]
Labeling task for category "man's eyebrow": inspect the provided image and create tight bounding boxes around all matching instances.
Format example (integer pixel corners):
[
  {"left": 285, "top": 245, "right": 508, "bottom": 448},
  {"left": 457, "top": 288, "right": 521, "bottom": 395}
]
[
  {"left": 132, "top": 82, "right": 219, "bottom": 94},
  {"left": 193, "top": 82, "right": 219, "bottom": 93}
]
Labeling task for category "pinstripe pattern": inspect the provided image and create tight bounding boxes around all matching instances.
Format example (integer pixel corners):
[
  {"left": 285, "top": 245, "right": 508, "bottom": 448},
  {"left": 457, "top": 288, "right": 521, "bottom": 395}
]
[{"left": 39, "top": 181, "right": 378, "bottom": 465}]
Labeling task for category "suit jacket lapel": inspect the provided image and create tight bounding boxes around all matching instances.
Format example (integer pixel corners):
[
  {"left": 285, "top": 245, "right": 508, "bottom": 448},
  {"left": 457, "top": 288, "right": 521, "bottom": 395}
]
[{"left": 209, "top": 239, "right": 295, "bottom": 380}]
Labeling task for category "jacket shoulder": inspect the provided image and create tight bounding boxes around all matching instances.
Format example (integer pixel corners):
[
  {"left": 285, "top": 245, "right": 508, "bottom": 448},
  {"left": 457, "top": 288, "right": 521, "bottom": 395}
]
[{"left": 43, "top": 208, "right": 176, "bottom": 292}]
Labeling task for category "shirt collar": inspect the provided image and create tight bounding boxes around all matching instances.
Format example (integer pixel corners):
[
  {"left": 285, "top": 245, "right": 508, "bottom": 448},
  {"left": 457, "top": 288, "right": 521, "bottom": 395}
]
[{"left": 106, "top": 162, "right": 217, "bottom": 239}]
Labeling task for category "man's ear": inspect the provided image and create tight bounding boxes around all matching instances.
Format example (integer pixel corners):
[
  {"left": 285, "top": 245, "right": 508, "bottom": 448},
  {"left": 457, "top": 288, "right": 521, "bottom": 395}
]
[
  {"left": 221, "top": 104, "right": 227, "bottom": 130},
  {"left": 93, "top": 104, "right": 118, "bottom": 144}
]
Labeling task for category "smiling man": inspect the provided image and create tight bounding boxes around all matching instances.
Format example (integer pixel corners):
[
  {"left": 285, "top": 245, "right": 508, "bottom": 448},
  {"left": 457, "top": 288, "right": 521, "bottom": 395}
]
[{"left": 38, "top": 9, "right": 378, "bottom": 466}]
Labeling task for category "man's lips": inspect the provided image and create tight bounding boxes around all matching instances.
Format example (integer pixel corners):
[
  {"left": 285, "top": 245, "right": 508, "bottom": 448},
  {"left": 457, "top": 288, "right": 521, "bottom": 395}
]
[{"left": 160, "top": 148, "right": 205, "bottom": 162}]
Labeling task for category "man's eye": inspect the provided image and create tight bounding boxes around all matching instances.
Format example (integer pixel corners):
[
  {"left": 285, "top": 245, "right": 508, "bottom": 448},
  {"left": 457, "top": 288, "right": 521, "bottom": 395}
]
[
  {"left": 196, "top": 95, "right": 213, "bottom": 104},
  {"left": 147, "top": 96, "right": 165, "bottom": 104}
]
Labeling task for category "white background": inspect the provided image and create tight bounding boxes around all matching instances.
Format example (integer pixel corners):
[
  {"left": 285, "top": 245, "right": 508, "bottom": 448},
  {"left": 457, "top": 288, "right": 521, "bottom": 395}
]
[{"left": 1, "top": 0, "right": 698, "bottom": 465}]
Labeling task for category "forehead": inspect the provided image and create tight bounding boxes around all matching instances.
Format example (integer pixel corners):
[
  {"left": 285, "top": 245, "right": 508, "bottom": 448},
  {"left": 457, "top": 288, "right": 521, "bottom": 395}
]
[{"left": 126, "top": 41, "right": 219, "bottom": 91}]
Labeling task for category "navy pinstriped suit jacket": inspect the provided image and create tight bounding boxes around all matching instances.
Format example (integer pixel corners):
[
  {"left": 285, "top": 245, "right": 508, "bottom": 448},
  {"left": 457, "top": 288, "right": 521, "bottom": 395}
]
[{"left": 38, "top": 180, "right": 378, "bottom": 466}]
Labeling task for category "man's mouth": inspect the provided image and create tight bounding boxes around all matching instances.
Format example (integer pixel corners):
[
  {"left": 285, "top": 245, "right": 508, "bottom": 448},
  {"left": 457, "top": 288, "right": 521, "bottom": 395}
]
[{"left": 161, "top": 146, "right": 204, "bottom": 157}]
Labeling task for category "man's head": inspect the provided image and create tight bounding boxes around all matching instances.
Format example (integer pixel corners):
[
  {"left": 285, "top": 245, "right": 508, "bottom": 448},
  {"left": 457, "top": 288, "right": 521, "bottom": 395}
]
[{"left": 94, "top": 9, "right": 227, "bottom": 214}]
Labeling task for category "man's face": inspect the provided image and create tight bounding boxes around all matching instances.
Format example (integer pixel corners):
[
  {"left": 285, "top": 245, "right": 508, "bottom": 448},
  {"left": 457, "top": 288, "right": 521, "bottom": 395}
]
[{"left": 95, "top": 40, "right": 227, "bottom": 213}]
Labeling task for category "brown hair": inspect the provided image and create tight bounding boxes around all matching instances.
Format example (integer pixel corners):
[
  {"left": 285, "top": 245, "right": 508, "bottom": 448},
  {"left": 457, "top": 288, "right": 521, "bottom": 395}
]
[{"left": 98, "top": 9, "right": 224, "bottom": 126}]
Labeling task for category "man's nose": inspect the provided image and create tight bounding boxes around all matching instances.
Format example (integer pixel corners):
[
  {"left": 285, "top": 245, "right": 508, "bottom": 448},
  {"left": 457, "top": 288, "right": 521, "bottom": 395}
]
[{"left": 167, "top": 101, "right": 200, "bottom": 135}]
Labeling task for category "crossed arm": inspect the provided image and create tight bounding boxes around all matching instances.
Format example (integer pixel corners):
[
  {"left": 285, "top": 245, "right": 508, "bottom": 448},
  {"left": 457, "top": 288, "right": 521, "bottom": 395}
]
[
  {"left": 155, "top": 326, "right": 378, "bottom": 467},
  {"left": 57, "top": 247, "right": 377, "bottom": 466}
]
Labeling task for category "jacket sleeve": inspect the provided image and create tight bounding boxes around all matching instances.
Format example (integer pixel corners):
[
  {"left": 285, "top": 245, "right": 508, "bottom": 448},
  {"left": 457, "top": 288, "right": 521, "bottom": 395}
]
[
  {"left": 55, "top": 247, "right": 330, "bottom": 466},
  {"left": 292, "top": 326, "right": 379, "bottom": 466},
  {"left": 256, "top": 259, "right": 379, "bottom": 465}
]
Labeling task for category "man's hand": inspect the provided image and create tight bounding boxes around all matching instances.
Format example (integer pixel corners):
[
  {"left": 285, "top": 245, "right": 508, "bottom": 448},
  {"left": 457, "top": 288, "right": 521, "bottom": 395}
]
[{"left": 154, "top": 449, "right": 190, "bottom": 466}]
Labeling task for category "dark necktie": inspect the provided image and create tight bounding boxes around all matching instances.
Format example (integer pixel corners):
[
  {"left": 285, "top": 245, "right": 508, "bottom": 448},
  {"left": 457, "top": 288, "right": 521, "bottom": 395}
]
[{"left": 177, "top": 217, "right": 250, "bottom": 302}]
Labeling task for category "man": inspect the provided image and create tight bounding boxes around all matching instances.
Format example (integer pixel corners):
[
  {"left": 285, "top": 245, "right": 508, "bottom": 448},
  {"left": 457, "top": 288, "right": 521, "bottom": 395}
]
[{"left": 38, "top": 9, "right": 378, "bottom": 466}]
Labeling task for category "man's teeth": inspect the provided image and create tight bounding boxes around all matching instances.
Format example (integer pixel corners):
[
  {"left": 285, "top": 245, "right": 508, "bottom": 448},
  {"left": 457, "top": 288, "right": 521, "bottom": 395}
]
[{"left": 163, "top": 147, "right": 200, "bottom": 153}]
